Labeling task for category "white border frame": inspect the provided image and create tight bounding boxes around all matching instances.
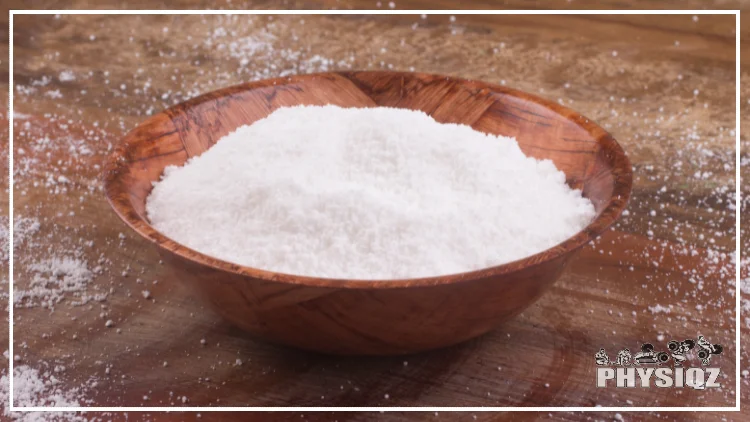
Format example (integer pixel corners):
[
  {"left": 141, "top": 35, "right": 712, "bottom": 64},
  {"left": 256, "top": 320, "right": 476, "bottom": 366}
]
[{"left": 7, "top": 9, "right": 741, "bottom": 413}]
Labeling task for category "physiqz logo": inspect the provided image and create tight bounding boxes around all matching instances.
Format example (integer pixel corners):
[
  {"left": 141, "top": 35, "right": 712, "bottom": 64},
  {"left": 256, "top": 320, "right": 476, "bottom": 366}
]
[{"left": 595, "top": 335, "right": 724, "bottom": 390}]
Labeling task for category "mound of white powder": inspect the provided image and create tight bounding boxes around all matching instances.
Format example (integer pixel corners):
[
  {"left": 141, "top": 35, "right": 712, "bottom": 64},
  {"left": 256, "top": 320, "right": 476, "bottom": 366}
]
[{"left": 146, "top": 105, "right": 595, "bottom": 279}]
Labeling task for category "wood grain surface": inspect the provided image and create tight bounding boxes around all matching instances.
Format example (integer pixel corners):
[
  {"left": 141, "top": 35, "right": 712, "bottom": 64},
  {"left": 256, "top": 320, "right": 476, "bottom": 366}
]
[{"left": 1, "top": 1, "right": 748, "bottom": 421}]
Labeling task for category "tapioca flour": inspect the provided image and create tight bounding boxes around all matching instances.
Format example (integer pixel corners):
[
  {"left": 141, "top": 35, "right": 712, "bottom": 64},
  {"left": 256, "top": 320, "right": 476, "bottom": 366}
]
[{"left": 146, "top": 105, "right": 595, "bottom": 279}]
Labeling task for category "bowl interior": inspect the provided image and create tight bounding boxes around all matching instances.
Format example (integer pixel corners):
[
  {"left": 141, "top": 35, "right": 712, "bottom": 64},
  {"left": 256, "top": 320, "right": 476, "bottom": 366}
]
[{"left": 105, "top": 71, "right": 631, "bottom": 284}]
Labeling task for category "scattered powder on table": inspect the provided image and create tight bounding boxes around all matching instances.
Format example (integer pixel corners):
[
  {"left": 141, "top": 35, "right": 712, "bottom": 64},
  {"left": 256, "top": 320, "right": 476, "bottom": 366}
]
[
  {"left": 0, "top": 351, "right": 92, "bottom": 421},
  {"left": 146, "top": 105, "right": 595, "bottom": 279},
  {"left": 15, "top": 256, "right": 97, "bottom": 310}
]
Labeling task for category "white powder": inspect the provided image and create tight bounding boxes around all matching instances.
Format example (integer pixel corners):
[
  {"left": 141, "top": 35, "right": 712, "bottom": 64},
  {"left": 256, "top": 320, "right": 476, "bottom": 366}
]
[
  {"left": 0, "top": 355, "right": 91, "bottom": 421},
  {"left": 0, "top": 216, "right": 41, "bottom": 262},
  {"left": 146, "top": 105, "right": 595, "bottom": 279},
  {"left": 58, "top": 70, "right": 76, "bottom": 82},
  {"left": 15, "top": 256, "right": 97, "bottom": 309}
]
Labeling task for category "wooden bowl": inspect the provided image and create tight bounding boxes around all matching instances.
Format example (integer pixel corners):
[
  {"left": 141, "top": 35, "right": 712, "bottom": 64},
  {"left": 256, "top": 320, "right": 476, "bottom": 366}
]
[{"left": 104, "top": 71, "right": 631, "bottom": 355}]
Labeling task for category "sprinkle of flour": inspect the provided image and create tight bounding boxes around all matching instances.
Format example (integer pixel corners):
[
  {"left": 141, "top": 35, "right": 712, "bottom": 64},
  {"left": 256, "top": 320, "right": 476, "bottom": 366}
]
[
  {"left": 1, "top": 352, "right": 91, "bottom": 421},
  {"left": 147, "top": 105, "right": 596, "bottom": 279},
  {"left": 0, "top": 216, "right": 40, "bottom": 262},
  {"left": 15, "top": 256, "right": 95, "bottom": 309}
]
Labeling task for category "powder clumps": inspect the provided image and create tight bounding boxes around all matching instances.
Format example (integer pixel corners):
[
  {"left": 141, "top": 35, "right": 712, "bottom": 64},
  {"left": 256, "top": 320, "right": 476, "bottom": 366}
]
[
  {"left": 146, "top": 105, "right": 595, "bottom": 279},
  {"left": 15, "top": 256, "right": 96, "bottom": 309},
  {"left": 0, "top": 353, "right": 92, "bottom": 422}
]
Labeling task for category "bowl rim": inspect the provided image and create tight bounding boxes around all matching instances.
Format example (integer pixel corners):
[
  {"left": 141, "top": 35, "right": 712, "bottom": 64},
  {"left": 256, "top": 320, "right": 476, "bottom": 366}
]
[{"left": 103, "top": 70, "right": 632, "bottom": 289}]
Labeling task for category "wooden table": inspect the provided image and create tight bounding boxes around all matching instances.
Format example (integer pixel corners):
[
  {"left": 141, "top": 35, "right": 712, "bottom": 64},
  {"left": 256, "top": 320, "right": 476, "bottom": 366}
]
[{"left": 2, "top": 1, "right": 747, "bottom": 421}]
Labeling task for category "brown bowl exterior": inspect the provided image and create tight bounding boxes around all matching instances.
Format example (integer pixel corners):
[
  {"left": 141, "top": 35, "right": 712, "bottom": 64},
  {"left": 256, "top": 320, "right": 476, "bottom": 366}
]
[
  {"left": 160, "top": 246, "right": 572, "bottom": 355},
  {"left": 104, "top": 71, "right": 632, "bottom": 355}
]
